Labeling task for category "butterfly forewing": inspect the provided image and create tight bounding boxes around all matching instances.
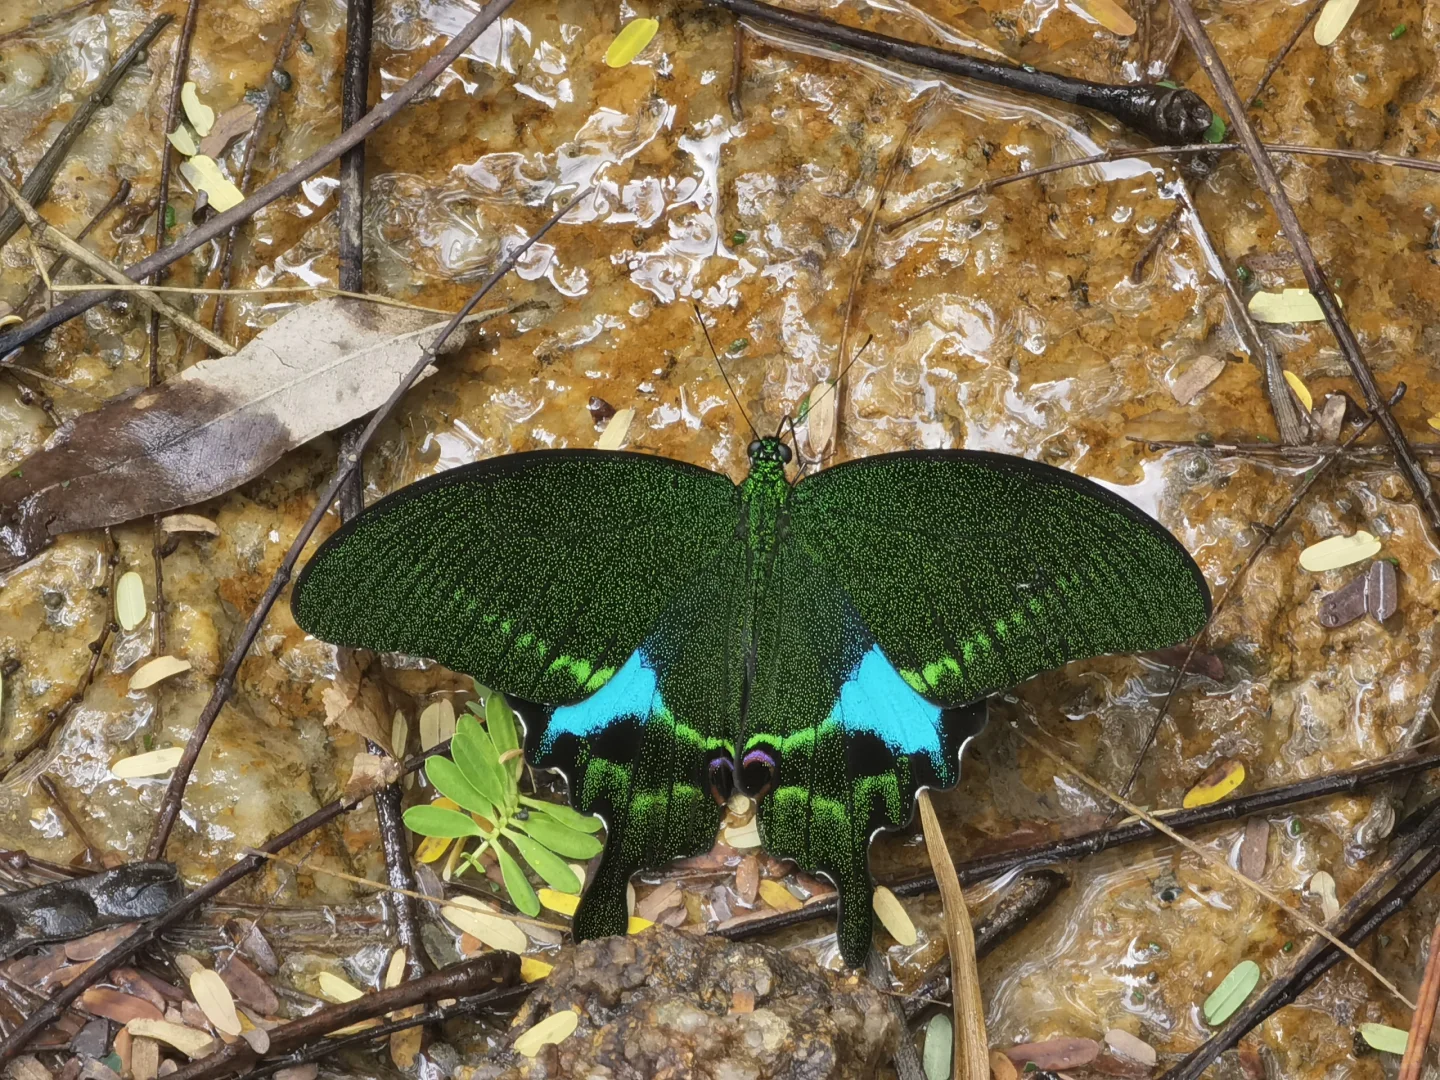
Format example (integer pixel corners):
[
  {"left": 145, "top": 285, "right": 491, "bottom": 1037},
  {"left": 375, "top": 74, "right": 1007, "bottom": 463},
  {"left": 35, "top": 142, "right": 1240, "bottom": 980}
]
[
  {"left": 292, "top": 450, "right": 740, "bottom": 705},
  {"left": 786, "top": 450, "right": 1212, "bottom": 708}
]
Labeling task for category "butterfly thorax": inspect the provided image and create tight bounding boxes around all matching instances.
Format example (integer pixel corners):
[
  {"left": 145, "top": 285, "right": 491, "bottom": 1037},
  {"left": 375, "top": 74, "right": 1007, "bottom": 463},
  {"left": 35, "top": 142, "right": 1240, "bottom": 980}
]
[{"left": 738, "top": 438, "right": 793, "bottom": 572}]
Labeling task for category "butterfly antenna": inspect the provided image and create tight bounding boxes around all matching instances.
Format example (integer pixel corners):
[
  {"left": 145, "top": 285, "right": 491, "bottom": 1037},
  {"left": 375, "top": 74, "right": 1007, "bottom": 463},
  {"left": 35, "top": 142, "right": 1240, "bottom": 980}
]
[{"left": 692, "top": 302, "right": 759, "bottom": 440}]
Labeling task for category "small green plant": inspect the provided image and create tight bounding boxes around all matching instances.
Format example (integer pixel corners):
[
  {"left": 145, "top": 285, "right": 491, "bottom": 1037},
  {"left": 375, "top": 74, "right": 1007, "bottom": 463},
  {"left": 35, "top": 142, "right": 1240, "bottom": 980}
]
[{"left": 401, "top": 688, "right": 603, "bottom": 918}]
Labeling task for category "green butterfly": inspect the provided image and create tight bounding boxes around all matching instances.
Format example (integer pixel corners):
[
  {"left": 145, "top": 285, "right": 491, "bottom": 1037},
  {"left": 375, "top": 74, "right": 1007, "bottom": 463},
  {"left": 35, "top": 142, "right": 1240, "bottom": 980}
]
[{"left": 291, "top": 431, "right": 1209, "bottom": 966}]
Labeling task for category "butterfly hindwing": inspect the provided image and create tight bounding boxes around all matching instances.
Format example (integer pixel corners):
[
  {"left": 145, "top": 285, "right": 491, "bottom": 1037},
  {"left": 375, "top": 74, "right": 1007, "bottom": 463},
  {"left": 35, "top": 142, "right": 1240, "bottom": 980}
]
[
  {"left": 520, "top": 540, "right": 746, "bottom": 942},
  {"left": 786, "top": 450, "right": 1212, "bottom": 708},
  {"left": 291, "top": 450, "right": 740, "bottom": 705},
  {"left": 741, "top": 539, "right": 987, "bottom": 966}
]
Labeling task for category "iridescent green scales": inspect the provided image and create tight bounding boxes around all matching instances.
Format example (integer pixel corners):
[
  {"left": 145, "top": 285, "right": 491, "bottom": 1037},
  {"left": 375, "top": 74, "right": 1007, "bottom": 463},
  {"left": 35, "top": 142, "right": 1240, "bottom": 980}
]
[{"left": 292, "top": 440, "right": 1211, "bottom": 967}]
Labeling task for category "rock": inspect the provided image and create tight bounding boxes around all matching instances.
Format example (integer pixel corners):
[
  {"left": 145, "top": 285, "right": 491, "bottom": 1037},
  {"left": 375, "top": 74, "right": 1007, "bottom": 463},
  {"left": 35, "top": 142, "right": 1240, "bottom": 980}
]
[{"left": 469, "top": 927, "right": 896, "bottom": 1079}]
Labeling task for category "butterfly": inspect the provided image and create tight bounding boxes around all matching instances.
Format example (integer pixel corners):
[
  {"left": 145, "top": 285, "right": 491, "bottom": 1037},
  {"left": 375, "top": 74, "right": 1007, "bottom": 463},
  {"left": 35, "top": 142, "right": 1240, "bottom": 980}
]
[{"left": 291, "top": 426, "right": 1210, "bottom": 967}]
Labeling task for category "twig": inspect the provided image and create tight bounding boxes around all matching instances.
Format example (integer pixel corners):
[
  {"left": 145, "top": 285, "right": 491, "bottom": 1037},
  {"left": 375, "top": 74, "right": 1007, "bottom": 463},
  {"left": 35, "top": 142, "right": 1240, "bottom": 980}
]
[
  {"left": 1129, "top": 436, "right": 1440, "bottom": 459},
  {"left": 0, "top": 0, "right": 109, "bottom": 44},
  {"left": 16, "top": 180, "right": 132, "bottom": 316},
  {"left": 144, "top": 185, "right": 591, "bottom": 861},
  {"left": 36, "top": 775, "right": 103, "bottom": 866},
  {"left": 729, "top": 21, "right": 745, "bottom": 120},
  {"left": 204, "top": 0, "right": 305, "bottom": 348},
  {"left": 0, "top": 0, "right": 521, "bottom": 358},
  {"left": 868, "top": 950, "right": 925, "bottom": 1080},
  {"left": 1112, "top": 405, "right": 1387, "bottom": 806},
  {"left": 884, "top": 141, "right": 1440, "bottom": 234},
  {"left": 1170, "top": 0, "right": 1440, "bottom": 541},
  {"left": 0, "top": 15, "right": 171, "bottom": 249},
  {"left": 717, "top": 748, "right": 1440, "bottom": 940},
  {"left": 47, "top": 282, "right": 458, "bottom": 315},
  {"left": 1245, "top": 0, "right": 1325, "bottom": 109},
  {"left": 0, "top": 735, "right": 457, "bottom": 1067},
  {"left": 0, "top": 170, "right": 235, "bottom": 356},
  {"left": 1161, "top": 801, "right": 1440, "bottom": 1080},
  {"left": 1399, "top": 918, "right": 1440, "bottom": 1080},
  {"left": 166, "top": 952, "right": 519, "bottom": 1080},
  {"left": 1, "top": 531, "right": 118, "bottom": 780},
  {"left": 918, "top": 790, "right": 987, "bottom": 1080},
  {"left": 703, "top": 0, "right": 1214, "bottom": 145},
  {"left": 1018, "top": 726, "right": 1411, "bottom": 1007}
]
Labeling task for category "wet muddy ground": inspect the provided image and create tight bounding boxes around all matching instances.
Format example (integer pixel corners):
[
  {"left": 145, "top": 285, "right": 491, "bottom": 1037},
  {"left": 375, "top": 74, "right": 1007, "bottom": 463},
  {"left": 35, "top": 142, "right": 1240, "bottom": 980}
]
[{"left": 1, "top": 0, "right": 1439, "bottom": 1076}]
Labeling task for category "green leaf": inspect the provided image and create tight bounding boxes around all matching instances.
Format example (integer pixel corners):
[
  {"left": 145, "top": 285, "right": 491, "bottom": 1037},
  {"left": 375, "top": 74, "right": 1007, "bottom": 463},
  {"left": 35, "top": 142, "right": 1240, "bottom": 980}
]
[
  {"left": 486, "top": 691, "right": 520, "bottom": 756},
  {"left": 453, "top": 714, "right": 510, "bottom": 809},
  {"left": 519, "top": 814, "right": 605, "bottom": 859},
  {"left": 520, "top": 794, "right": 605, "bottom": 833},
  {"left": 402, "top": 804, "right": 483, "bottom": 839},
  {"left": 425, "top": 756, "right": 496, "bottom": 819},
  {"left": 1358, "top": 1024, "right": 1409, "bottom": 1055},
  {"left": 505, "top": 829, "right": 582, "bottom": 892},
  {"left": 1203, "top": 960, "right": 1261, "bottom": 1024},
  {"left": 922, "top": 1014, "right": 953, "bottom": 1080},
  {"left": 1203, "top": 114, "right": 1228, "bottom": 143},
  {"left": 494, "top": 839, "right": 540, "bottom": 916}
]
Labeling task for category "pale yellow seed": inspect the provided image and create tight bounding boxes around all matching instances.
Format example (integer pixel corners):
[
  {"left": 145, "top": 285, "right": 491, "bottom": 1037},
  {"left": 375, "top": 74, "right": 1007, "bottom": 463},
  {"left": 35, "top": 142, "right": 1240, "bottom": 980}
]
[
  {"left": 1314, "top": 0, "right": 1361, "bottom": 45},
  {"left": 384, "top": 949, "right": 406, "bottom": 989},
  {"left": 1283, "top": 370, "right": 1313, "bottom": 413},
  {"left": 604, "top": 18, "right": 660, "bottom": 68},
  {"left": 316, "top": 971, "right": 364, "bottom": 1003},
  {"left": 180, "top": 82, "right": 214, "bottom": 136},
  {"left": 513, "top": 1008, "right": 579, "bottom": 1057},
  {"left": 1298, "top": 531, "right": 1382, "bottom": 572},
  {"left": 111, "top": 747, "right": 184, "bottom": 779},
  {"left": 596, "top": 407, "right": 635, "bottom": 450},
  {"left": 115, "top": 571, "right": 147, "bottom": 631},
  {"left": 440, "top": 905, "right": 527, "bottom": 953},
  {"left": 871, "top": 885, "right": 917, "bottom": 945},
  {"left": 129, "top": 655, "right": 191, "bottom": 692},
  {"left": 188, "top": 969, "right": 241, "bottom": 1036}
]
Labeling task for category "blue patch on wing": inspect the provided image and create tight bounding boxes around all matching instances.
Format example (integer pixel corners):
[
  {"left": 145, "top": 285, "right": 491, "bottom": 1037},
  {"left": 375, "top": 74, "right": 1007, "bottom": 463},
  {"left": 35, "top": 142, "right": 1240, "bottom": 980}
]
[
  {"left": 543, "top": 648, "right": 660, "bottom": 750},
  {"left": 830, "top": 644, "right": 944, "bottom": 760}
]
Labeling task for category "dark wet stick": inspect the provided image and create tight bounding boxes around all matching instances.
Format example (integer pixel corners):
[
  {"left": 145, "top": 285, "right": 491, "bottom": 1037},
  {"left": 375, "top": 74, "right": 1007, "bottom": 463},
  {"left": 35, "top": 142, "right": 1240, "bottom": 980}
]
[{"left": 703, "top": 0, "right": 1213, "bottom": 145}]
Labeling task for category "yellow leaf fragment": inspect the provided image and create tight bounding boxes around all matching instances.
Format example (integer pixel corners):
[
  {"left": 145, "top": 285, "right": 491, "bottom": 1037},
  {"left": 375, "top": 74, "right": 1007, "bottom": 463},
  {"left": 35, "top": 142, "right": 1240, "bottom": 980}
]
[
  {"left": 604, "top": 18, "right": 660, "bottom": 68},
  {"left": 1072, "top": 0, "right": 1137, "bottom": 35},
  {"left": 167, "top": 126, "right": 198, "bottom": 157},
  {"left": 1283, "top": 370, "right": 1313, "bottom": 413},
  {"left": 1427, "top": 416, "right": 1440, "bottom": 433},
  {"left": 316, "top": 972, "right": 364, "bottom": 1003},
  {"left": 440, "top": 905, "right": 527, "bottom": 953},
  {"left": 188, "top": 969, "right": 241, "bottom": 1037},
  {"left": 419, "top": 699, "right": 454, "bottom": 751},
  {"left": 514, "top": 1008, "right": 579, "bottom": 1057},
  {"left": 596, "top": 407, "right": 635, "bottom": 450},
  {"left": 129, "top": 655, "right": 191, "bottom": 692},
  {"left": 1182, "top": 759, "right": 1245, "bottom": 808},
  {"left": 1299, "top": 530, "right": 1382, "bottom": 572},
  {"left": 124, "top": 1020, "right": 216, "bottom": 1059},
  {"left": 111, "top": 747, "right": 184, "bottom": 779},
  {"left": 384, "top": 949, "right": 406, "bottom": 990},
  {"left": 179, "top": 155, "right": 244, "bottom": 213},
  {"left": 757, "top": 879, "right": 802, "bottom": 913},
  {"left": 521, "top": 957, "right": 553, "bottom": 983},
  {"left": 115, "top": 571, "right": 147, "bottom": 631},
  {"left": 388, "top": 1008, "right": 424, "bottom": 1069},
  {"left": 415, "top": 834, "right": 452, "bottom": 863},
  {"left": 538, "top": 889, "right": 580, "bottom": 916},
  {"left": 180, "top": 82, "right": 214, "bottom": 136},
  {"left": 1248, "top": 288, "right": 1328, "bottom": 323},
  {"left": 1314, "top": 0, "right": 1361, "bottom": 45},
  {"left": 871, "top": 885, "right": 917, "bottom": 945},
  {"left": 0, "top": 315, "right": 21, "bottom": 329},
  {"left": 627, "top": 916, "right": 653, "bottom": 935}
]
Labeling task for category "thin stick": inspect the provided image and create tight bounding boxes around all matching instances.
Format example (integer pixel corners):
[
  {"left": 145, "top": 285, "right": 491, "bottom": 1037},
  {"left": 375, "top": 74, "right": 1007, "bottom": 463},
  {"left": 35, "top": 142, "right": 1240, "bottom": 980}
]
[
  {"left": 1399, "top": 919, "right": 1440, "bottom": 1080},
  {"left": 0, "top": 0, "right": 521, "bottom": 358},
  {"left": 1129, "top": 435, "right": 1440, "bottom": 459},
  {"left": 48, "top": 282, "right": 457, "bottom": 315},
  {"left": 1017, "top": 726, "right": 1411, "bottom": 1007},
  {"left": 16, "top": 180, "right": 132, "bottom": 316},
  {"left": 144, "top": 186, "right": 592, "bottom": 861},
  {"left": 717, "top": 748, "right": 1440, "bottom": 940},
  {"left": 0, "top": 0, "right": 108, "bottom": 44},
  {"left": 0, "top": 15, "right": 170, "bottom": 248},
  {"left": 36, "top": 775, "right": 103, "bottom": 866},
  {"left": 1170, "top": 0, "right": 1440, "bottom": 541},
  {"left": 1161, "top": 801, "right": 1440, "bottom": 1080},
  {"left": 0, "top": 171, "right": 234, "bottom": 356},
  {"left": 1245, "top": 0, "right": 1325, "bottom": 109},
  {"left": 0, "top": 735, "right": 456, "bottom": 1068},
  {"left": 918, "top": 790, "right": 988, "bottom": 1080},
  {"left": 1, "top": 532, "right": 118, "bottom": 779},
  {"left": 1113, "top": 406, "right": 1385, "bottom": 806}
]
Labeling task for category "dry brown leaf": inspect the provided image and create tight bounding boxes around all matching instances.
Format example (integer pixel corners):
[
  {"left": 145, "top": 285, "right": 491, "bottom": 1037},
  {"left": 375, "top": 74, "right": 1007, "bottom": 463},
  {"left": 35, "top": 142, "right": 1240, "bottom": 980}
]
[
  {"left": 130, "top": 1039, "right": 159, "bottom": 1080},
  {"left": 757, "top": 879, "right": 802, "bottom": 913},
  {"left": 322, "top": 653, "right": 391, "bottom": 750},
  {"left": 387, "top": 1006, "right": 425, "bottom": 1070},
  {"left": 1005, "top": 1038, "right": 1101, "bottom": 1070},
  {"left": 1170, "top": 355, "right": 1226, "bottom": 405},
  {"left": 735, "top": 856, "right": 760, "bottom": 907},
  {"left": 730, "top": 989, "right": 756, "bottom": 1015},
  {"left": 159, "top": 514, "right": 220, "bottom": 537},
  {"left": 1102, "top": 1029, "right": 1156, "bottom": 1067},
  {"left": 346, "top": 752, "right": 402, "bottom": 800},
  {"left": 635, "top": 882, "right": 682, "bottom": 921},
  {"left": 7, "top": 1057, "right": 53, "bottom": 1080},
  {"left": 217, "top": 955, "right": 278, "bottom": 1016},
  {"left": 195, "top": 102, "right": 257, "bottom": 159},
  {"left": 66, "top": 924, "right": 140, "bottom": 962},
  {"left": 80, "top": 988, "right": 163, "bottom": 1025},
  {"left": 991, "top": 1050, "right": 1019, "bottom": 1080},
  {"left": 1238, "top": 818, "right": 1269, "bottom": 881}
]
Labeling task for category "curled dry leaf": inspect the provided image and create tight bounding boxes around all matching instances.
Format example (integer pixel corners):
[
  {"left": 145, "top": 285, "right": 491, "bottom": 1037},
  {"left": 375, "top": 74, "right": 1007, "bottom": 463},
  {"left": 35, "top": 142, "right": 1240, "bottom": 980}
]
[
  {"left": 322, "top": 652, "right": 391, "bottom": 750},
  {"left": 757, "top": 879, "right": 802, "bottom": 913},
  {"left": 0, "top": 300, "right": 495, "bottom": 571},
  {"left": 124, "top": 1020, "right": 216, "bottom": 1059},
  {"left": 111, "top": 747, "right": 184, "bottom": 779},
  {"left": 871, "top": 885, "right": 917, "bottom": 945},
  {"left": 1308, "top": 871, "right": 1340, "bottom": 920},
  {"left": 1299, "top": 531, "right": 1382, "bottom": 572},
  {"left": 1315, "top": 394, "right": 1347, "bottom": 444},
  {"left": 595, "top": 407, "right": 635, "bottom": 450},
  {"left": 80, "top": 988, "right": 163, "bottom": 1025},
  {"left": 1005, "top": 1038, "right": 1101, "bottom": 1071},
  {"left": 129, "top": 656, "right": 190, "bottom": 692},
  {"left": 1182, "top": 759, "right": 1245, "bottom": 809},
  {"left": 188, "top": 969, "right": 241, "bottom": 1037},
  {"left": 115, "top": 572, "right": 146, "bottom": 631},
  {"left": 513, "top": 1008, "right": 580, "bottom": 1057},
  {"left": 160, "top": 514, "right": 220, "bottom": 537},
  {"left": 346, "top": 753, "right": 402, "bottom": 800},
  {"left": 1170, "top": 355, "right": 1226, "bottom": 406}
]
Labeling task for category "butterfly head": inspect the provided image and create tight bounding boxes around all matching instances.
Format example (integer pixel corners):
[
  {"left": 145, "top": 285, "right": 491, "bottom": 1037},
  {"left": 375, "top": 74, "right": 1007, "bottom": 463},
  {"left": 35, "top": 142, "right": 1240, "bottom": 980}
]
[{"left": 747, "top": 436, "right": 792, "bottom": 467}]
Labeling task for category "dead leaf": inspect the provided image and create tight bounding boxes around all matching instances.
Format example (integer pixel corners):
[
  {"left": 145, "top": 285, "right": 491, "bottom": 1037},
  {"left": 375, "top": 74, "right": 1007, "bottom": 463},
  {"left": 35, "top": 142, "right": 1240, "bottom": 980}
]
[
  {"left": 159, "top": 514, "right": 219, "bottom": 537},
  {"left": 195, "top": 102, "right": 257, "bottom": 160},
  {"left": 217, "top": 955, "right": 278, "bottom": 1016},
  {"left": 803, "top": 380, "right": 837, "bottom": 459},
  {"left": 635, "top": 882, "right": 682, "bottom": 921},
  {"left": 322, "top": 652, "right": 391, "bottom": 750},
  {"left": 1103, "top": 1029, "right": 1156, "bottom": 1067},
  {"left": 735, "top": 857, "right": 760, "bottom": 907},
  {"left": 130, "top": 1039, "right": 159, "bottom": 1080},
  {"left": 1005, "top": 1038, "right": 1102, "bottom": 1071},
  {"left": 124, "top": 1019, "right": 216, "bottom": 1059},
  {"left": 388, "top": 1007, "right": 424, "bottom": 1069},
  {"left": 66, "top": 924, "right": 140, "bottom": 962},
  {"left": 189, "top": 969, "right": 241, "bottom": 1036},
  {"left": 1314, "top": 394, "right": 1347, "bottom": 444},
  {"left": 1170, "top": 355, "right": 1226, "bottom": 406},
  {"left": 0, "top": 299, "right": 500, "bottom": 571},
  {"left": 7, "top": 1058, "right": 53, "bottom": 1080},
  {"left": 80, "top": 988, "right": 163, "bottom": 1025},
  {"left": 1238, "top": 818, "right": 1269, "bottom": 881},
  {"left": 757, "top": 879, "right": 802, "bottom": 913},
  {"left": 991, "top": 1050, "right": 1019, "bottom": 1080}
]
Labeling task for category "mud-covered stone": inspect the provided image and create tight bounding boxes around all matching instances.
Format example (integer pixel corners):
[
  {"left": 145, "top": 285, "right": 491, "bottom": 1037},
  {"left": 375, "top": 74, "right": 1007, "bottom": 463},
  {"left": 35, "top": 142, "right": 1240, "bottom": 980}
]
[{"left": 468, "top": 927, "right": 896, "bottom": 1080}]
